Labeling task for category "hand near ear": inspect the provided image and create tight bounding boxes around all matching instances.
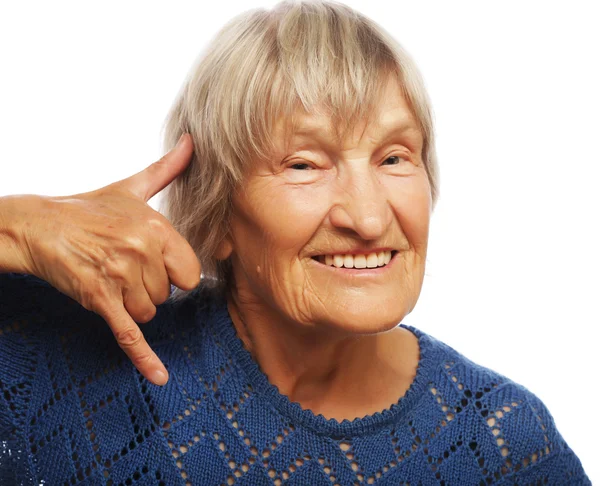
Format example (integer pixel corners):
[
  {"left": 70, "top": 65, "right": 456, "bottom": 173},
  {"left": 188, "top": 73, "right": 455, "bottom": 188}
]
[{"left": 1, "top": 133, "right": 200, "bottom": 386}]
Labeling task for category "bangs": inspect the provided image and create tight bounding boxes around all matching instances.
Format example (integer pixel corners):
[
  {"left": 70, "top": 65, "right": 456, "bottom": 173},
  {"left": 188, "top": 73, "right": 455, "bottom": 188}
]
[{"left": 214, "top": 2, "right": 409, "bottom": 173}]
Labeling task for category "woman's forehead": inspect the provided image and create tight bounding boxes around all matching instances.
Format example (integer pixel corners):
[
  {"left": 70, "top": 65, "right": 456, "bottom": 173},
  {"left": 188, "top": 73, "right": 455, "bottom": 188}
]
[
  {"left": 275, "top": 111, "right": 422, "bottom": 154},
  {"left": 275, "top": 78, "right": 420, "bottom": 146}
]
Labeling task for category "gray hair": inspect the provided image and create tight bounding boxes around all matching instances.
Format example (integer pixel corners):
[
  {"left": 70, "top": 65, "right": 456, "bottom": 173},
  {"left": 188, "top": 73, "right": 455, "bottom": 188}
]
[{"left": 160, "top": 0, "right": 439, "bottom": 301}]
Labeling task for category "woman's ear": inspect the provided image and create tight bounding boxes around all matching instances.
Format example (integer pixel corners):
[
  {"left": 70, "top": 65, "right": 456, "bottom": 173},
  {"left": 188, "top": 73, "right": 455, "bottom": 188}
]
[{"left": 214, "top": 235, "right": 234, "bottom": 260}]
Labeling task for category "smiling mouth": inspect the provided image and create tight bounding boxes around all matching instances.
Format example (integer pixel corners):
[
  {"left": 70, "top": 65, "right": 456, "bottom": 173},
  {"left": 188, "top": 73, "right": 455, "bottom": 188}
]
[{"left": 311, "top": 250, "right": 398, "bottom": 269}]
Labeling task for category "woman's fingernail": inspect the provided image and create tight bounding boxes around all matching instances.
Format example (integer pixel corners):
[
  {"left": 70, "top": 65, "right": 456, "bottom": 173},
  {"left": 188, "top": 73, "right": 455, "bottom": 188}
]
[{"left": 150, "top": 368, "right": 168, "bottom": 386}]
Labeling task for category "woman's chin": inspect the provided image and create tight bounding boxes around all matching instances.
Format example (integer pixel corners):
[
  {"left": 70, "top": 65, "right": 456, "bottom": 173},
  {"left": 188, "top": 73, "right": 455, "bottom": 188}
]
[
  {"left": 318, "top": 302, "right": 411, "bottom": 336},
  {"left": 326, "top": 284, "right": 416, "bottom": 321}
]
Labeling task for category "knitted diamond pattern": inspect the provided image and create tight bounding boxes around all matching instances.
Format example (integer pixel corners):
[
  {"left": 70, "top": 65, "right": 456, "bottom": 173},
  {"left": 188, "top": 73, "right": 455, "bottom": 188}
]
[{"left": 0, "top": 273, "right": 591, "bottom": 485}]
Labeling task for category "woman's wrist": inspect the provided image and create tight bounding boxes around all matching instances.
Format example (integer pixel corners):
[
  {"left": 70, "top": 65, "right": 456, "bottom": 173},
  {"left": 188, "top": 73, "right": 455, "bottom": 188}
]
[{"left": 0, "top": 194, "right": 44, "bottom": 275}]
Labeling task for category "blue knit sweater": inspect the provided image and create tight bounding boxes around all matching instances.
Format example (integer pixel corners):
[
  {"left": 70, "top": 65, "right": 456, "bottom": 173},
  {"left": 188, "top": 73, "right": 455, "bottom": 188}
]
[{"left": 0, "top": 273, "right": 590, "bottom": 485}]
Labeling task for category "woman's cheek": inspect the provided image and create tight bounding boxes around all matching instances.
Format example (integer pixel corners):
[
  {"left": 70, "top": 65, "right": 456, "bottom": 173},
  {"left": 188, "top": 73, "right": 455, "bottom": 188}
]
[
  {"left": 258, "top": 180, "right": 333, "bottom": 248},
  {"left": 382, "top": 173, "right": 431, "bottom": 250}
]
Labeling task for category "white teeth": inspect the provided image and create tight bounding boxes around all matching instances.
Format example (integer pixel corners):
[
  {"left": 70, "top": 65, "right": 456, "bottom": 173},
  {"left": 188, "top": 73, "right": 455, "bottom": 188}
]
[
  {"left": 333, "top": 255, "right": 344, "bottom": 268},
  {"left": 343, "top": 255, "right": 354, "bottom": 268},
  {"left": 319, "top": 251, "right": 394, "bottom": 269},
  {"left": 353, "top": 254, "right": 367, "bottom": 268},
  {"left": 366, "top": 253, "right": 378, "bottom": 268}
]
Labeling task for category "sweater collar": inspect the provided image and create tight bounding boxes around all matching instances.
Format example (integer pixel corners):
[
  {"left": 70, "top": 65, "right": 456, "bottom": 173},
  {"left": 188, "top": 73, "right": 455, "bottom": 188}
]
[{"left": 205, "top": 294, "right": 441, "bottom": 438}]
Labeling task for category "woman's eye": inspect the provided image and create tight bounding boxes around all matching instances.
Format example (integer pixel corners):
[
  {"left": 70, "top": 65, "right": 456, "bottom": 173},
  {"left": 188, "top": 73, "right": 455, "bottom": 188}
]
[
  {"left": 289, "top": 162, "right": 313, "bottom": 170},
  {"left": 382, "top": 155, "right": 409, "bottom": 165}
]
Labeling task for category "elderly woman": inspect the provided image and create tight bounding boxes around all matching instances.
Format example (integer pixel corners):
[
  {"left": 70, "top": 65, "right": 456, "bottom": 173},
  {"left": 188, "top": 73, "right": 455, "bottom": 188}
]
[{"left": 0, "top": 1, "right": 590, "bottom": 485}]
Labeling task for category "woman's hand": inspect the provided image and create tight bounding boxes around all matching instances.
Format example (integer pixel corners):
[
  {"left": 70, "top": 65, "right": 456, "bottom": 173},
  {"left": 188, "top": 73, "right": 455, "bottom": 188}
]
[{"left": 16, "top": 133, "right": 200, "bottom": 386}]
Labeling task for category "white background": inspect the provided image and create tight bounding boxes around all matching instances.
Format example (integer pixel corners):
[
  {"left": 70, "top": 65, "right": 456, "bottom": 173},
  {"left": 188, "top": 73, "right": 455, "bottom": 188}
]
[{"left": 1, "top": 0, "right": 598, "bottom": 482}]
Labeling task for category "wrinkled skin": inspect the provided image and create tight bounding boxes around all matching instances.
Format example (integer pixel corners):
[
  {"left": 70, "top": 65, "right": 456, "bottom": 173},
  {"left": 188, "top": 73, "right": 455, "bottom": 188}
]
[
  {"left": 4, "top": 134, "right": 200, "bottom": 386},
  {"left": 219, "top": 77, "right": 431, "bottom": 419}
]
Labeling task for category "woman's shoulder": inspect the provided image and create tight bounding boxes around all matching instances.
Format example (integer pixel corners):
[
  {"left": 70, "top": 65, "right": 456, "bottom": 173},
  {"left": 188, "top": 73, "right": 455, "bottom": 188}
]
[
  {"left": 0, "top": 272, "right": 216, "bottom": 330},
  {"left": 0, "top": 273, "right": 218, "bottom": 371},
  {"left": 0, "top": 272, "right": 219, "bottom": 409},
  {"left": 0, "top": 275, "right": 225, "bottom": 485},
  {"left": 407, "top": 324, "right": 589, "bottom": 483},
  {"left": 0, "top": 272, "right": 79, "bottom": 319}
]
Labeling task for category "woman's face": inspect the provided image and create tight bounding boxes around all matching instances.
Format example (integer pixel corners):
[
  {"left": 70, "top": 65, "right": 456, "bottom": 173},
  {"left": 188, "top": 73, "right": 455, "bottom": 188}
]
[{"left": 223, "top": 77, "right": 431, "bottom": 334}]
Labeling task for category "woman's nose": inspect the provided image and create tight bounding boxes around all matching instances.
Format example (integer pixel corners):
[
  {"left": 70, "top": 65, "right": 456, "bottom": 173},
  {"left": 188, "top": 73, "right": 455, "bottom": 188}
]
[{"left": 328, "top": 169, "right": 393, "bottom": 240}]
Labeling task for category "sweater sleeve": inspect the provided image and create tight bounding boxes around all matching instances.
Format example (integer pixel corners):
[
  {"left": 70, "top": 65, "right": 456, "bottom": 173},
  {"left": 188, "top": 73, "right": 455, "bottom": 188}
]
[{"left": 508, "top": 389, "right": 591, "bottom": 485}]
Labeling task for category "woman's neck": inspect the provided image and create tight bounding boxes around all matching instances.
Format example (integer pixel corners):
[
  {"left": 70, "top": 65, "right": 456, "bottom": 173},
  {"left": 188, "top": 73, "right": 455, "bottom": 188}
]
[{"left": 225, "top": 288, "right": 420, "bottom": 421}]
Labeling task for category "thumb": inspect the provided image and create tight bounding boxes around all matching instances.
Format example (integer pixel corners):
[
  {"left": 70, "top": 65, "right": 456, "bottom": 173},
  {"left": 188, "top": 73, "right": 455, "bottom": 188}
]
[{"left": 122, "top": 133, "right": 194, "bottom": 202}]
